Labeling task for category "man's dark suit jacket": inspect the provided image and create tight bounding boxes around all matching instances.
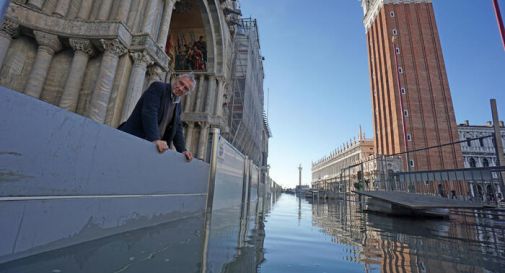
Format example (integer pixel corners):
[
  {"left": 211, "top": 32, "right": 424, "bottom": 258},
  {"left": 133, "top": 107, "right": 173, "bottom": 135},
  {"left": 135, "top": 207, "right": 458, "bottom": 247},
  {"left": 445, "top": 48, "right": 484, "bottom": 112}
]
[{"left": 118, "top": 81, "right": 187, "bottom": 153}]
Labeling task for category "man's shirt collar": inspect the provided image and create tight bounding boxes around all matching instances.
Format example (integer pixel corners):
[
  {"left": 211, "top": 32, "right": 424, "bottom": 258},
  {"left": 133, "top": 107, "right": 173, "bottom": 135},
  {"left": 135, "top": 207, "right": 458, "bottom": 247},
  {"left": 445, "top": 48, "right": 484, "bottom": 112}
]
[{"left": 170, "top": 90, "right": 181, "bottom": 104}]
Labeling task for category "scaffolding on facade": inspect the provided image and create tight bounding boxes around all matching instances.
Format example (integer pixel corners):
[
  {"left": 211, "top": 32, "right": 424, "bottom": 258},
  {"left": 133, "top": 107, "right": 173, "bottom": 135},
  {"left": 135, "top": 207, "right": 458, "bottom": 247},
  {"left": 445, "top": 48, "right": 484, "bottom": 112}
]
[{"left": 227, "top": 18, "right": 269, "bottom": 167}]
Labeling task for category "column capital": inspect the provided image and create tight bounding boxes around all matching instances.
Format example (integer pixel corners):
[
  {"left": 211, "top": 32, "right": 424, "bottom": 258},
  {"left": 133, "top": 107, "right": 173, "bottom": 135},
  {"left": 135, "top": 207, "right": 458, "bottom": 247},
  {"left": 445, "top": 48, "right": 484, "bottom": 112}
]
[
  {"left": 26, "top": 0, "right": 44, "bottom": 10},
  {"left": 1, "top": 18, "right": 19, "bottom": 38},
  {"left": 215, "top": 75, "right": 226, "bottom": 82},
  {"left": 69, "top": 38, "right": 95, "bottom": 56},
  {"left": 197, "top": 121, "right": 209, "bottom": 128},
  {"left": 100, "top": 39, "right": 127, "bottom": 56},
  {"left": 33, "top": 31, "right": 62, "bottom": 53},
  {"left": 130, "top": 51, "right": 154, "bottom": 66},
  {"left": 147, "top": 64, "right": 163, "bottom": 78}
]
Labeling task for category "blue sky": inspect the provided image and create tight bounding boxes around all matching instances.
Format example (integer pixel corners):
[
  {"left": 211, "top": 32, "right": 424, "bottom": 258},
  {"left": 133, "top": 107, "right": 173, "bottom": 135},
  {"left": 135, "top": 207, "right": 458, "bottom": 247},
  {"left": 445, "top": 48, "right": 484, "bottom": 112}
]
[{"left": 240, "top": 0, "right": 505, "bottom": 188}]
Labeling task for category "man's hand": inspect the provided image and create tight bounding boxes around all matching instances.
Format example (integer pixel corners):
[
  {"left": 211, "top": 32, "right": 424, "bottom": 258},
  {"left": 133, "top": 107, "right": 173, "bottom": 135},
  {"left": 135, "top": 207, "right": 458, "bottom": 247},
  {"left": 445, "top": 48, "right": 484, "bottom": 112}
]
[
  {"left": 153, "top": 140, "right": 169, "bottom": 153},
  {"left": 182, "top": 151, "right": 193, "bottom": 162}
]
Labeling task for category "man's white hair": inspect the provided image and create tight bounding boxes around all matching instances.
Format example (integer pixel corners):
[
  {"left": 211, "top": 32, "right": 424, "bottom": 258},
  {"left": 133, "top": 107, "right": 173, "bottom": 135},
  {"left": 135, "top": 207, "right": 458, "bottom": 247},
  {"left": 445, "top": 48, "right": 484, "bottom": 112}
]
[{"left": 177, "top": 73, "right": 197, "bottom": 93}]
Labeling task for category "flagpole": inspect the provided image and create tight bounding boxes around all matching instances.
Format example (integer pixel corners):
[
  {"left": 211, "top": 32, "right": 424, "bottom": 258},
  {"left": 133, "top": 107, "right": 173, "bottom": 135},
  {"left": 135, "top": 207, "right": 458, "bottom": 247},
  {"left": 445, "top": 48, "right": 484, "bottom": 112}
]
[{"left": 493, "top": 0, "right": 505, "bottom": 50}]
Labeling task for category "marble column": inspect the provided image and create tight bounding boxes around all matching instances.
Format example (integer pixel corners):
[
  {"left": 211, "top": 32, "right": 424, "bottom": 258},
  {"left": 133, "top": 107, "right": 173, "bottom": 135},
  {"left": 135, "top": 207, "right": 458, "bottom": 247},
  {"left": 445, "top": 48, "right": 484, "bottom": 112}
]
[
  {"left": 53, "top": 0, "right": 71, "bottom": 17},
  {"left": 24, "top": 31, "right": 62, "bottom": 98},
  {"left": 214, "top": 76, "right": 225, "bottom": 116},
  {"left": 27, "top": 0, "right": 45, "bottom": 10},
  {"left": 88, "top": 39, "right": 127, "bottom": 123},
  {"left": 142, "top": 0, "right": 159, "bottom": 35},
  {"left": 184, "top": 88, "right": 193, "bottom": 112},
  {"left": 0, "top": 19, "right": 19, "bottom": 69},
  {"left": 194, "top": 75, "right": 205, "bottom": 112},
  {"left": 185, "top": 122, "right": 194, "bottom": 152},
  {"left": 97, "top": 0, "right": 114, "bottom": 20},
  {"left": 197, "top": 123, "right": 209, "bottom": 159},
  {"left": 204, "top": 75, "right": 216, "bottom": 114},
  {"left": 121, "top": 51, "right": 154, "bottom": 122},
  {"left": 115, "top": 0, "right": 132, "bottom": 22},
  {"left": 77, "top": 0, "right": 93, "bottom": 20},
  {"left": 59, "top": 39, "right": 95, "bottom": 112},
  {"left": 157, "top": 0, "right": 177, "bottom": 49}
]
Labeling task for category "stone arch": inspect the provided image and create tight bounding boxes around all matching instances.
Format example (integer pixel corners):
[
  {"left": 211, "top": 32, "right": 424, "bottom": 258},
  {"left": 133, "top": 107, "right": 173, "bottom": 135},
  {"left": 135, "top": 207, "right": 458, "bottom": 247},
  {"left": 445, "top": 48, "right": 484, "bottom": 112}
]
[
  {"left": 476, "top": 184, "right": 483, "bottom": 197},
  {"left": 482, "top": 158, "right": 490, "bottom": 167},
  {"left": 166, "top": 0, "right": 224, "bottom": 74},
  {"left": 204, "top": 0, "right": 226, "bottom": 75},
  {"left": 469, "top": 157, "right": 476, "bottom": 168}
]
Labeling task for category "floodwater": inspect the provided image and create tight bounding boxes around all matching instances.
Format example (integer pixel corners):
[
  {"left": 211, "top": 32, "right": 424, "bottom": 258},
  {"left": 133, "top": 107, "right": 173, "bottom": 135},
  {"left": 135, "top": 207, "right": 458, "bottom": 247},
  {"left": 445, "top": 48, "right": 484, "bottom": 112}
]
[
  {"left": 259, "top": 194, "right": 505, "bottom": 273},
  {"left": 1, "top": 193, "right": 504, "bottom": 273}
]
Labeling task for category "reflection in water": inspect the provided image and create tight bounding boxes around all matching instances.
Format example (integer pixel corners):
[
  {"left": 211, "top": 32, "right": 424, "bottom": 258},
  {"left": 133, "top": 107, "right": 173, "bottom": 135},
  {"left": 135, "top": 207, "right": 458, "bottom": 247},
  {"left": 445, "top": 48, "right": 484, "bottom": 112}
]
[
  {"left": 221, "top": 208, "right": 267, "bottom": 273},
  {"left": 0, "top": 216, "right": 206, "bottom": 273},
  {"left": 1, "top": 193, "right": 503, "bottom": 273},
  {"left": 310, "top": 195, "right": 505, "bottom": 273},
  {"left": 258, "top": 194, "right": 505, "bottom": 273},
  {"left": 0, "top": 192, "right": 279, "bottom": 273},
  {"left": 298, "top": 195, "right": 302, "bottom": 224}
]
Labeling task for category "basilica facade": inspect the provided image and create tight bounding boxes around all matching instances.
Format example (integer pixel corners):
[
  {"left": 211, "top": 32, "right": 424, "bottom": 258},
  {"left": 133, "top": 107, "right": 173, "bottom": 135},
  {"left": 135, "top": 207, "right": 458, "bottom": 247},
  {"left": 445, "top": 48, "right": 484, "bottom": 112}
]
[{"left": 0, "top": 0, "right": 269, "bottom": 167}]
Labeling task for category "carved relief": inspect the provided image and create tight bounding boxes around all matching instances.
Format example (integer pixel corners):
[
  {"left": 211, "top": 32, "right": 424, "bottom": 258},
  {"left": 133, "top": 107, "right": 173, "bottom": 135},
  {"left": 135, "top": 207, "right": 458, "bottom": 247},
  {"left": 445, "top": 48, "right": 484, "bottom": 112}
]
[
  {"left": 100, "top": 39, "right": 127, "bottom": 56},
  {"left": 130, "top": 51, "right": 154, "bottom": 66},
  {"left": 33, "top": 30, "right": 62, "bottom": 53},
  {"left": 69, "top": 38, "right": 95, "bottom": 56},
  {"left": 0, "top": 18, "right": 19, "bottom": 38}
]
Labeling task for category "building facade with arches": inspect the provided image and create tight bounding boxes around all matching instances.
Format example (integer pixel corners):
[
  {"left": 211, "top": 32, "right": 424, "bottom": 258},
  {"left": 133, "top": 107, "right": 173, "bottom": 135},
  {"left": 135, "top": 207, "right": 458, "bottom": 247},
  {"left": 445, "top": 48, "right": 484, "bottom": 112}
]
[
  {"left": 0, "top": 0, "right": 268, "bottom": 163},
  {"left": 458, "top": 121, "right": 505, "bottom": 198},
  {"left": 458, "top": 121, "right": 505, "bottom": 169}
]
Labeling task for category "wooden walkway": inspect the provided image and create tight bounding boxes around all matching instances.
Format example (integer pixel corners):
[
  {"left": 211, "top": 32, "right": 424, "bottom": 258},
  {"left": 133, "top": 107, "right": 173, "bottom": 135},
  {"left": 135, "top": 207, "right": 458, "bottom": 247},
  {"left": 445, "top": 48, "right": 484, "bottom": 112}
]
[{"left": 354, "top": 191, "right": 487, "bottom": 209}]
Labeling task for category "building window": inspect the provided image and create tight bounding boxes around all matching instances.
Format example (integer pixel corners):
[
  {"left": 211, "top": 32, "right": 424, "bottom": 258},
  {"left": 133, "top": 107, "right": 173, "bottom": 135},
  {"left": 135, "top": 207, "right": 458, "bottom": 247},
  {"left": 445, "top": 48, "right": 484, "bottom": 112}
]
[
  {"left": 466, "top": 138, "right": 472, "bottom": 147},
  {"left": 469, "top": 157, "right": 476, "bottom": 168},
  {"left": 392, "top": 29, "right": 398, "bottom": 35},
  {"left": 479, "top": 137, "right": 484, "bottom": 147},
  {"left": 409, "top": 160, "right": 415, "bottom": 167},
  {"left": 398, "top": 67, "right": 404, "bottom": 73},
  {"left": 483, "top": 158, "right": 489, "bottom": 167},
  {"left": 390, "top": 11, "right": 395, "bottom": 17},
  {"left": 407, "top": 133, "right": 412, "bottom": 141},
  {"left": 401, "top": 87, "right": 406, "bottom": 94},
  {"left": 395, "top": 47, "right": 400, "bottom": 54},
  {"left": 404, "top": 109, "right": 409, "bottom": 117}
]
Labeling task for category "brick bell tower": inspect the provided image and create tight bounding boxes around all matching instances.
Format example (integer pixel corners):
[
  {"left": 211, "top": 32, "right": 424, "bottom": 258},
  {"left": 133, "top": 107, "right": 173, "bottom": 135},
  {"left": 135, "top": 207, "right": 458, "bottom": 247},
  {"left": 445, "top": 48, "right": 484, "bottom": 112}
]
[{"left": 361, "top": 0, "right": 463, "bottom": 171}]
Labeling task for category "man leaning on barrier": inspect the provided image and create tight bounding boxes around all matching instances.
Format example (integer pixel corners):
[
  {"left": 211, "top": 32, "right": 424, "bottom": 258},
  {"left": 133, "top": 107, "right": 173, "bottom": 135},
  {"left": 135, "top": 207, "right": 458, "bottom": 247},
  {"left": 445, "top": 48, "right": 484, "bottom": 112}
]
[{"left": 119, "top": 73, "right": 195, "bottom": 162}]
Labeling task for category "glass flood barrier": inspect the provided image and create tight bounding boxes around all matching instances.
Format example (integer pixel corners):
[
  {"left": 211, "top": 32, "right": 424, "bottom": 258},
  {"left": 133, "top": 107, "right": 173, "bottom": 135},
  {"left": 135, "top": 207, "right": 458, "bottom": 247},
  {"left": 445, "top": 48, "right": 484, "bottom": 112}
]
[{"left": 0, "top": 131, "right": 273, "bottom": 273}]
